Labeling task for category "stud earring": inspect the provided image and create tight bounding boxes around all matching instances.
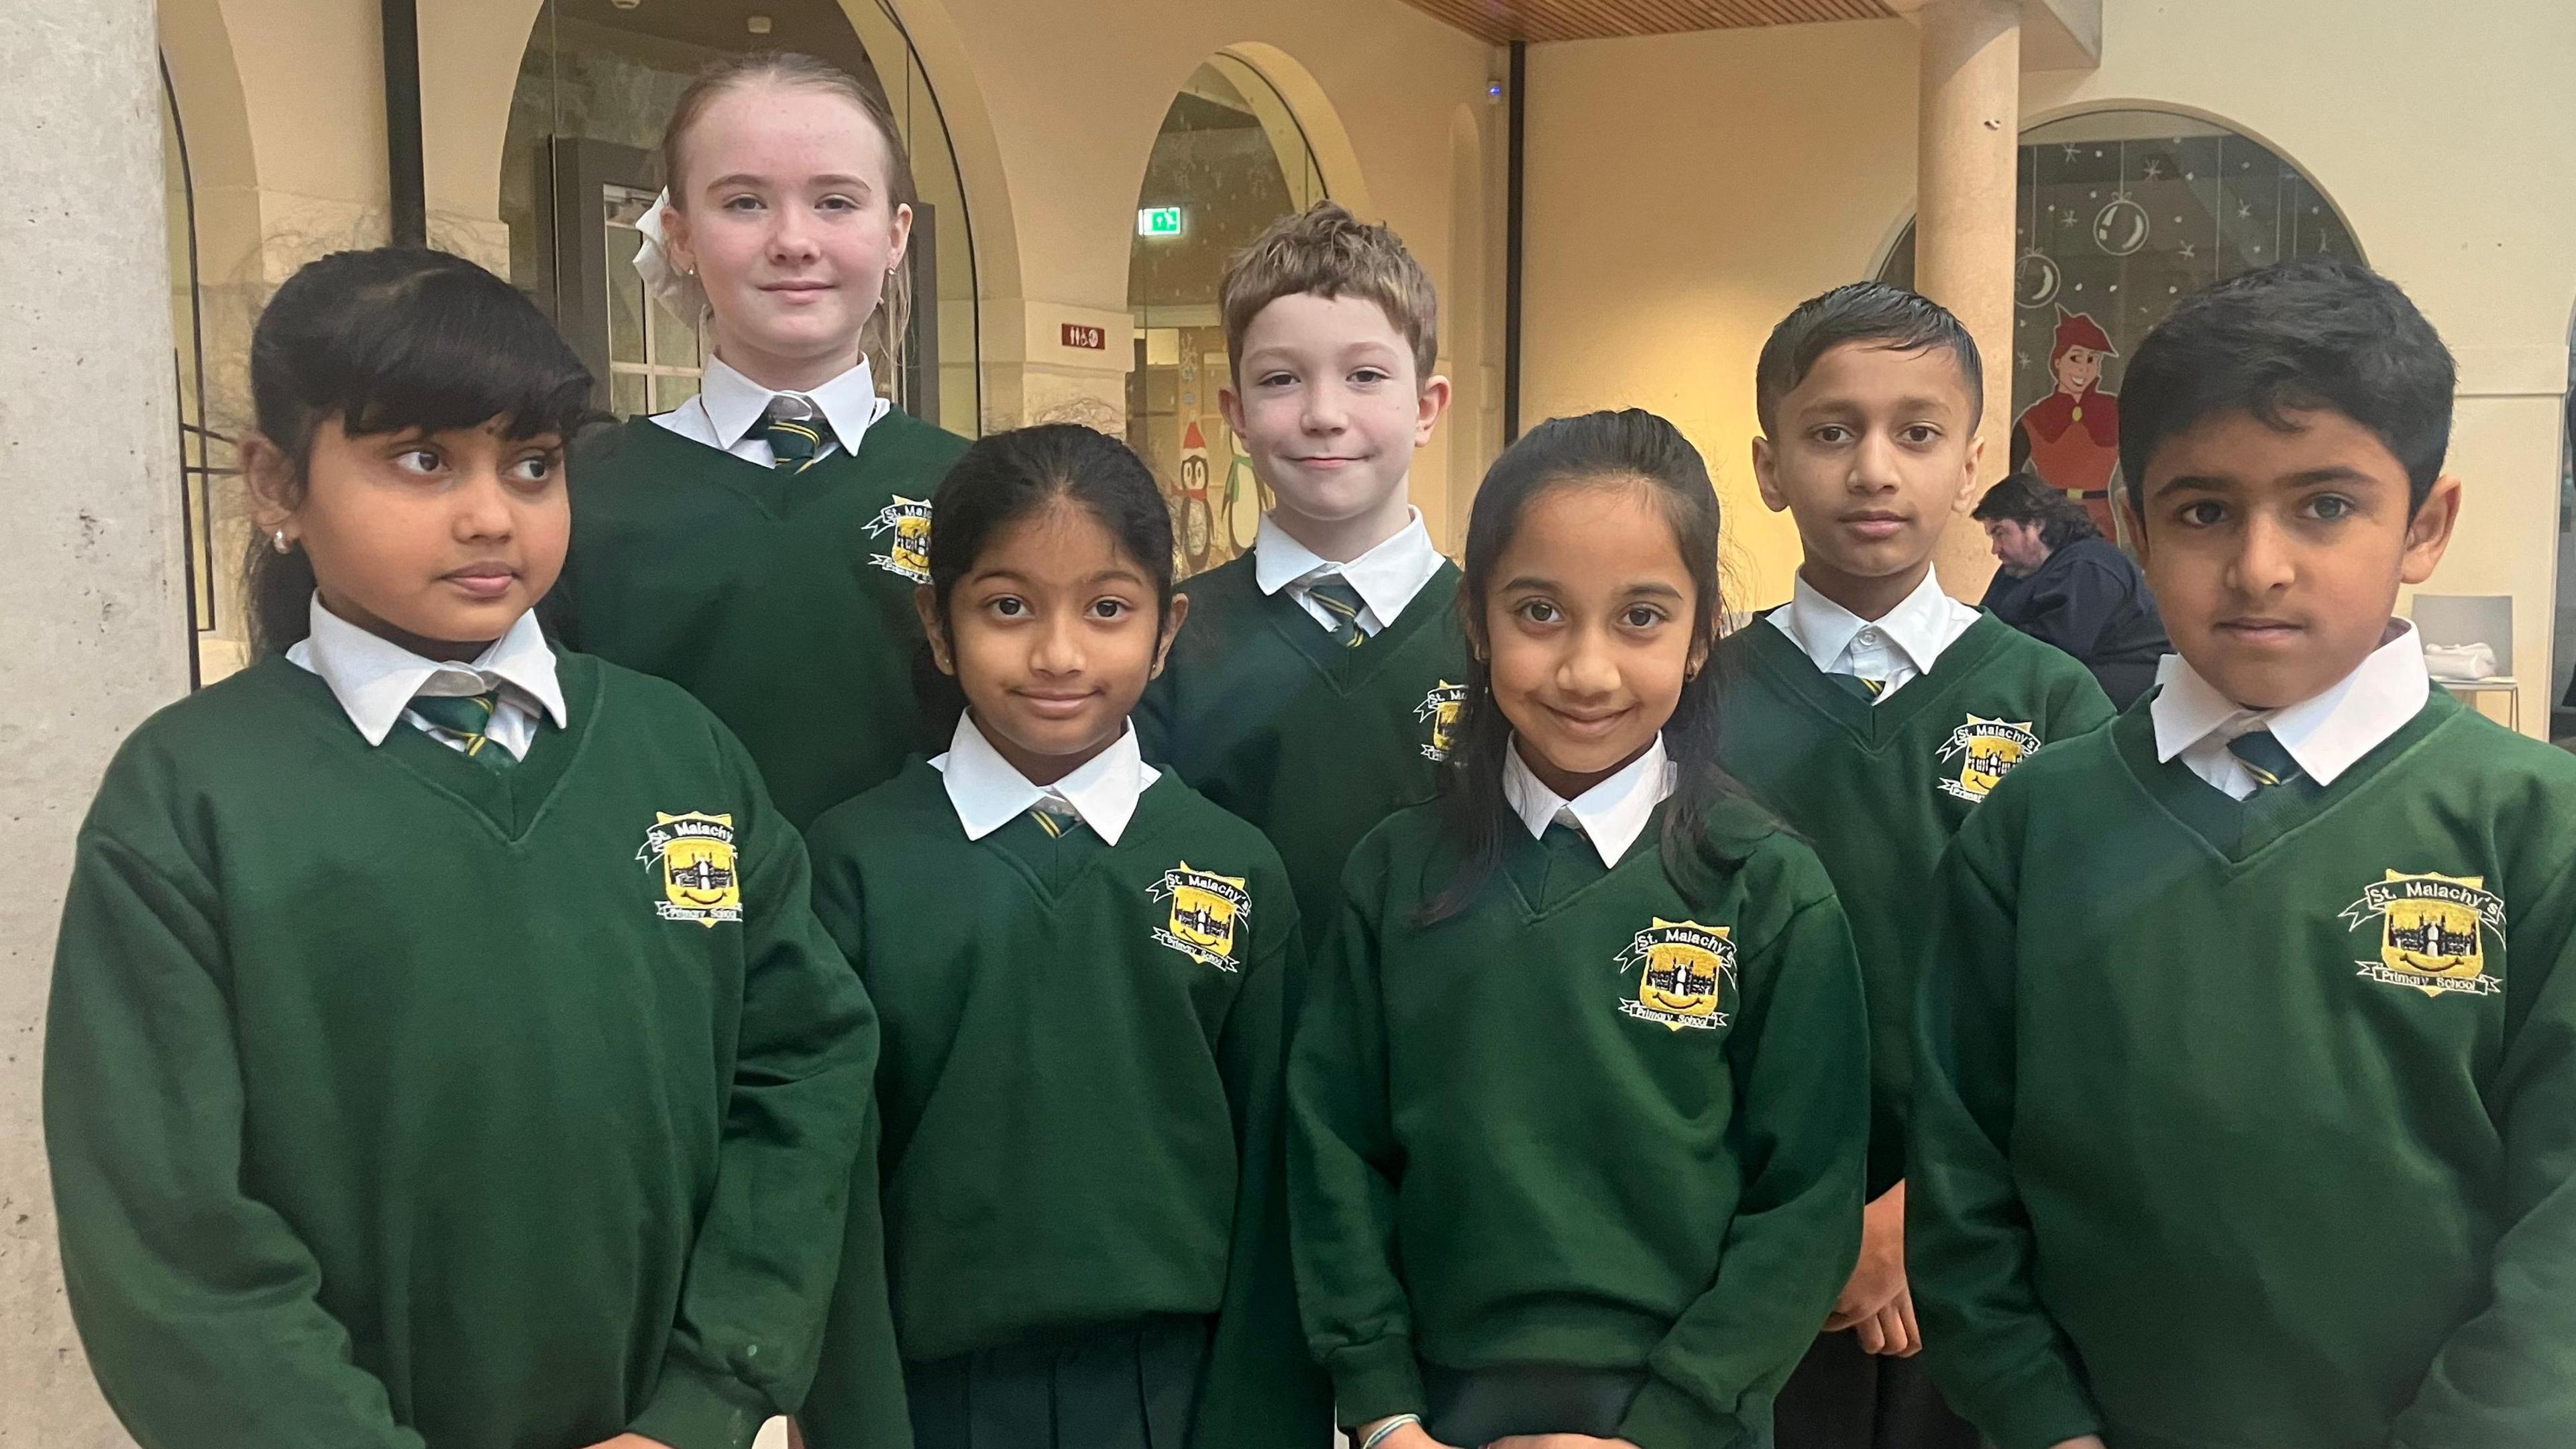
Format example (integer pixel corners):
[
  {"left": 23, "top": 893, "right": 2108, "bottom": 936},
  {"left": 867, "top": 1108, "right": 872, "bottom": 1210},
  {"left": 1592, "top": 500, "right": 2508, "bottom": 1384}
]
[{"left": 271, "top": 529, "right": 291, "bottom": 555}]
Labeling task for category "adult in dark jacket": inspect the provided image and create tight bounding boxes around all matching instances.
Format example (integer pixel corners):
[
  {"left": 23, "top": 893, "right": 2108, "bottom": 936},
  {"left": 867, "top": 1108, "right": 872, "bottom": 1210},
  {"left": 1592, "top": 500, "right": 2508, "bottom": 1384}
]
[{"left": 1974, "top": 470, "right": 2170, "bottom": 708}]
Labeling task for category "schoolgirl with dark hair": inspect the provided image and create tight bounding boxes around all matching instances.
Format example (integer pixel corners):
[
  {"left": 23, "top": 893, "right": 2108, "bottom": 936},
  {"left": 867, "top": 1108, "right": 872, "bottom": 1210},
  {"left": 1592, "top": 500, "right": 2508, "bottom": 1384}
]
[
  {"left": 1289, "top": 410, "right": 1870, "bottom": 1449},
  {"left": 44, "top": 246, "right": 903, "bottom": 1448},
  {"left": 801, "top": 424, "right": 1331, "bottom": 1449}
]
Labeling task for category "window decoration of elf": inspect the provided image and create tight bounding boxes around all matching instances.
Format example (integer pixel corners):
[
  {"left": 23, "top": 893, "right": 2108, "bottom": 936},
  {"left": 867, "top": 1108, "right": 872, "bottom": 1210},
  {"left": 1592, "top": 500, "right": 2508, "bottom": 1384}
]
[{"left": 2012, "top": 307, "right": 2122, "bottom": 538}]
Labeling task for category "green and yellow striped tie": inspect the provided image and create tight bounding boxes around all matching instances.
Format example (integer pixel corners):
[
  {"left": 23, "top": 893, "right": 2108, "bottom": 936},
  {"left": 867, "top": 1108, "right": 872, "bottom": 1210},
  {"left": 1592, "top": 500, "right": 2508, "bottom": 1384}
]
[
  {"left": 1307, "top": 578, "right": 1368, "bottom": 649},
  {"left": 408, "top": 690, "right": 515, "bottom": 773},
  {"left": 760, "top": 400, "right": 826, "bottom": 473},
  {"left": 1028, "top": 799, "right": 1084, "bottom": 839},
  {"left": 2226, "top": 729, "right": 2304, "bottom": 789},
  {"left": 1833, "top": 674, "right": 1888, "bottom": 701}
]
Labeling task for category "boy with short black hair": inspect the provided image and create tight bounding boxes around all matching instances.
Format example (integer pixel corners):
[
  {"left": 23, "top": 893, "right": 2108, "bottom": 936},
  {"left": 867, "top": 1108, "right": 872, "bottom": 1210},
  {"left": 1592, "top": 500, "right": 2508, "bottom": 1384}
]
[
  {"left": 1911, "top": 256, "right": 2576, "bottom": 1449},
  {"left": 1715, "top": 281, "right": 2114, "bottom": 1449},
  {"left": 1138, "top": 201, "right": 1466, "bottom": 935}
]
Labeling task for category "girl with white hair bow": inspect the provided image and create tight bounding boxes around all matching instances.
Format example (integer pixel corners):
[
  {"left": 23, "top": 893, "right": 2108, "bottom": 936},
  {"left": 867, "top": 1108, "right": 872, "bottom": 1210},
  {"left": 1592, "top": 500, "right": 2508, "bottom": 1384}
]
[{"left": 551, "top": 50, "right": 971, "bottom": 833}]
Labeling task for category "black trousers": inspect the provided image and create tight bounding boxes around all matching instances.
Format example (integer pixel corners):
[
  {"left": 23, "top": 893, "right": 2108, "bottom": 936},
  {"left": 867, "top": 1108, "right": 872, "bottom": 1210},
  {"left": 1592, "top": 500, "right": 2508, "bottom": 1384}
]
[
  {"left": 1770, "top": 1330, "right": 1983, "bottom": 1449},
  {"left": 904, "top": 1316, "right": 1210, "bottom": 1449}
]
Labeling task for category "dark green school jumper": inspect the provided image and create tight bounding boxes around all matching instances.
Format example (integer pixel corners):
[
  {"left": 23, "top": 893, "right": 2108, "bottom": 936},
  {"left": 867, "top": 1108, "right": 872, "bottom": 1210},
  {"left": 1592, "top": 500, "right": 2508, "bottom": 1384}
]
[
  {"left": 800, "top": 760, "right": 1332, "bottom": 1449},
  {"left": 44, "top": 651, "right": 898, "bottom": 1449},
  {"left": 1911, "top": 691, "right": 2576, "bottom": 1449},
  {"left": 1716, "top": 611, "right": 2114, "bottom": 1200},
  {"left": 1136, "top": 549, "right": 1471, "bottom": 934},
  {"left": 1715, "top": 612, "right": 2112, "bottom": 1449},
  {"left": 557, "top": 411, "right": 970, "bottom": 828},
  {"left": 1289, "top": 795, "right": 1871, "bottom": 1449}
]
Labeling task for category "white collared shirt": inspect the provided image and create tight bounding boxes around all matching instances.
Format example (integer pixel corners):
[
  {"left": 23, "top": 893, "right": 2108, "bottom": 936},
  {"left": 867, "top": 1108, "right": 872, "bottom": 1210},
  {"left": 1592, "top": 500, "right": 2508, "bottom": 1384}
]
[
  {"left": 651, "top": 354, "right": 891, "bottom": 467},
  {"left": 1768, "top": 567, "right": 1980, "bottom": 702},
  {"left": 930, "top": 712, "right": 1159, "bottom": 846},
  {"left": 286, "top": 594, "right": 568, "bottom": 760},
  {"left": 1501, "top": 735, "right": 1677, "bottom": 870},
  {"left": 2149, "top": 620, "right": 2431, "bottom": 800},
  {"left": 1253, "top": 509, "right": 1448, "bottom": 637}
]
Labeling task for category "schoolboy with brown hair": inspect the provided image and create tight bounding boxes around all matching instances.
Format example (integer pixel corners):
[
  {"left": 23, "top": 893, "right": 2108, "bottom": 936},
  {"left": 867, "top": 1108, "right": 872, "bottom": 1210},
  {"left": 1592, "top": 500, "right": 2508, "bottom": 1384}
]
[{"left": 1138, "top": 201, "right": 1468, "bottom": 937}]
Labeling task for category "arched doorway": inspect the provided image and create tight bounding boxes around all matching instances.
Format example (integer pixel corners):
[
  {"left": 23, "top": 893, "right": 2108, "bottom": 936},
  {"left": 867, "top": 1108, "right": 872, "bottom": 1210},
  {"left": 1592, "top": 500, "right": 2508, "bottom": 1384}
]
[
  {"left": 497, "top": 0, "right": 982, "bottom": 431},
  {"left": 1124, "top": 53, "right": 1328, "bottom": 578},
  {"left": 1879, "top": 109, "right": 2363, "bottom": 541}
]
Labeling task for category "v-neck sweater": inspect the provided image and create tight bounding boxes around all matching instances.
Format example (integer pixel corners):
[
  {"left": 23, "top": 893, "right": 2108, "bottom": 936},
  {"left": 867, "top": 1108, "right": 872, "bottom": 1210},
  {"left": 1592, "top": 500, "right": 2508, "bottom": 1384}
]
[
  {"left": 1713, "top": 611, "right": 2115, "bottom": 1193},
  {"left": 1910, "top": 691, "right": 2576, "bottom": 1449},
  {"left": 45, "top": 649, "right": 891, "bottom": 1449},
  {"left": 800, "top": 760, "right": 1329, "bottom": 1448},
  {"left": 557, "top": 411, "right": 971, "bottom": 828},
  {"left": 1138, "top": 549, "right": 1472, "bottom": 936},
  {"left": 1288, "top": 796, "right": 1870, "bottom": 1448}
]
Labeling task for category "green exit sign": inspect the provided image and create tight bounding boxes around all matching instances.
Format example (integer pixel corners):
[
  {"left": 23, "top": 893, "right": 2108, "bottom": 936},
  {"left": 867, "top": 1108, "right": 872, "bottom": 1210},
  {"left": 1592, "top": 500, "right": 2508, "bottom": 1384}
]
[{"left": 1138, "top": 206, "right": 1185, "bottom": 238}]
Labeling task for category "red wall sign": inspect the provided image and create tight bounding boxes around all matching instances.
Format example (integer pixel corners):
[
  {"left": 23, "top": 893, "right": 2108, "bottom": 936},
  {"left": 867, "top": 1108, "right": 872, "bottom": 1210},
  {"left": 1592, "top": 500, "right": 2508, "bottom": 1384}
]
[{"left": 1061, "top": 323, "right": 1107, "bottom": 351}]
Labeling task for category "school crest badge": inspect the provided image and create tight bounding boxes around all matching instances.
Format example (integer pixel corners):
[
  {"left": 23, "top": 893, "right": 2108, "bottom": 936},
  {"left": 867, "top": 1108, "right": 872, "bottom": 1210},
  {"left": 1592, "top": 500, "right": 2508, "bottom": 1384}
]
[
  {"left": 637, "top": 812, "right": 742, "bottom": 927},
  {"left": 1415, "top": 680, "right": 1468, "bottom": 762},
  {"left": 1613, "top": 918, "right": 1735, "bottom": 1031},
  {"left": 865, "top": 496, "right": 933, "bottom": 582},
  {"left": 2340, "top": 869, "right": 2506, "bottom": 996},
  {"left": 1149, "top": 862, "right": 1252, "bottom": 971},
  {"left": 1937, "top": 716, "right": 2043, "bottom": 802}
]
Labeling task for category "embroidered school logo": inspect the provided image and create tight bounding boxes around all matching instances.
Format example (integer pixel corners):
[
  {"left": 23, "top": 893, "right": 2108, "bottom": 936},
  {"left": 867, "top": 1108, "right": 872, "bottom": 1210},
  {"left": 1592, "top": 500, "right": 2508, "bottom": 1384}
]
[
  {"left": 1148, "top": 863, "right": 1252, "bottom": 971},
  {"left": 2339, "top": 870, "right": 2506, "bottom": 996},
  {"left": 1415, "top": 680, "right": 1468, "bottom": 762},
  {"left": 1936, "top": 716, "right": 2043, "bottom": 802},
  {"left": 1613, "top": 918, "right": 1735, "bottom": 1031},
  {"left": 637, "top": 812, "right": 743, "bottom": 927},
  {"left": 865, "top": 496, "right": 934, "bottom": 582}
]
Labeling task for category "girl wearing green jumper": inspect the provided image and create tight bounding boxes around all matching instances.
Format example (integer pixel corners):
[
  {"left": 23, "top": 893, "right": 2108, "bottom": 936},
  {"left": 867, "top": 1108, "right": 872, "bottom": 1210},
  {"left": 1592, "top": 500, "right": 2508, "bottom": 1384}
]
[
  {"left": 555, "top": 52, "right": 971, "bottom": 828},
  {"left": 800, "top": 425, "right": 1331, "bottom": 1449},
  {"left": 1290, "top": 411, "right": 1870, "bottom": 1449},
  {"left": 44, "top": 250, "right": 900, "bottom": 1449}
]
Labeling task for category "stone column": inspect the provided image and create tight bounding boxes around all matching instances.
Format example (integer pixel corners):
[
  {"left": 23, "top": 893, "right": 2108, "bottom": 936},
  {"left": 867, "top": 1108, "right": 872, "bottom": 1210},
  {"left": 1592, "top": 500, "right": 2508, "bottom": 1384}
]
[
  {"left": 0, "top": 0, "right": 189, "bottom": 1438},
  {"left": 1912, "top": 0, "right": 2021, "bottom": 600}
]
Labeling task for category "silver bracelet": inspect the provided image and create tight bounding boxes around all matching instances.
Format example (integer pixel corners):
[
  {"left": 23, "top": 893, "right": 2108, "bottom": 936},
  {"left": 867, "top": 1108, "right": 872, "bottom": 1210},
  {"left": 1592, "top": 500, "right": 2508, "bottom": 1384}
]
[{"left": 1358, "top": 1415, "right": 1421, "bottom": 1449}]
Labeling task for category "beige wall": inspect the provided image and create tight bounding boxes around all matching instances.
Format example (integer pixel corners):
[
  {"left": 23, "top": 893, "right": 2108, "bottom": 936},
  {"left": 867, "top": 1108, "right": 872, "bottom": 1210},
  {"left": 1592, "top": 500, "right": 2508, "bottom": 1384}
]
[
  {"left": 1523, "top": 0, "right": 2576, "bottom": 732},
  {"left": 1522, "top": 18, "right": 1919, "bottom": 612},
  {"left": 164, "top": 0, "right": 405, "bottom": 277}
]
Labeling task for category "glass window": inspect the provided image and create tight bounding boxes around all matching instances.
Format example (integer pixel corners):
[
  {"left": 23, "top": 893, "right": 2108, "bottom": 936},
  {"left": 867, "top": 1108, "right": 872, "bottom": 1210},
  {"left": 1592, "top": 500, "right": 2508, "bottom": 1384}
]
[
  {"left": 1127, "top": 56, "right": 1326, "bottom": 577},
  {"left": 1880, "top": 109, "right": 2363, "bottom": 538},
  {"left": 601, "top": 182, "right": 706, "bottom": 411},
  {"left": 498, "top": 0, "right": 980, "bottom": 431},
  {"left": 163, "top": 54, "right": 247, "bottom": 686}
]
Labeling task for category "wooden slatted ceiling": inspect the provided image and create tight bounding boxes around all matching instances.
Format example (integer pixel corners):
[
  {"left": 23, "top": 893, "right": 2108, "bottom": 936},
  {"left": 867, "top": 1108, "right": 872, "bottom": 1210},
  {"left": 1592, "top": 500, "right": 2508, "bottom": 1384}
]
[{"left": 1395, "top": 0, "right": 1896, "bottom": 44}]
